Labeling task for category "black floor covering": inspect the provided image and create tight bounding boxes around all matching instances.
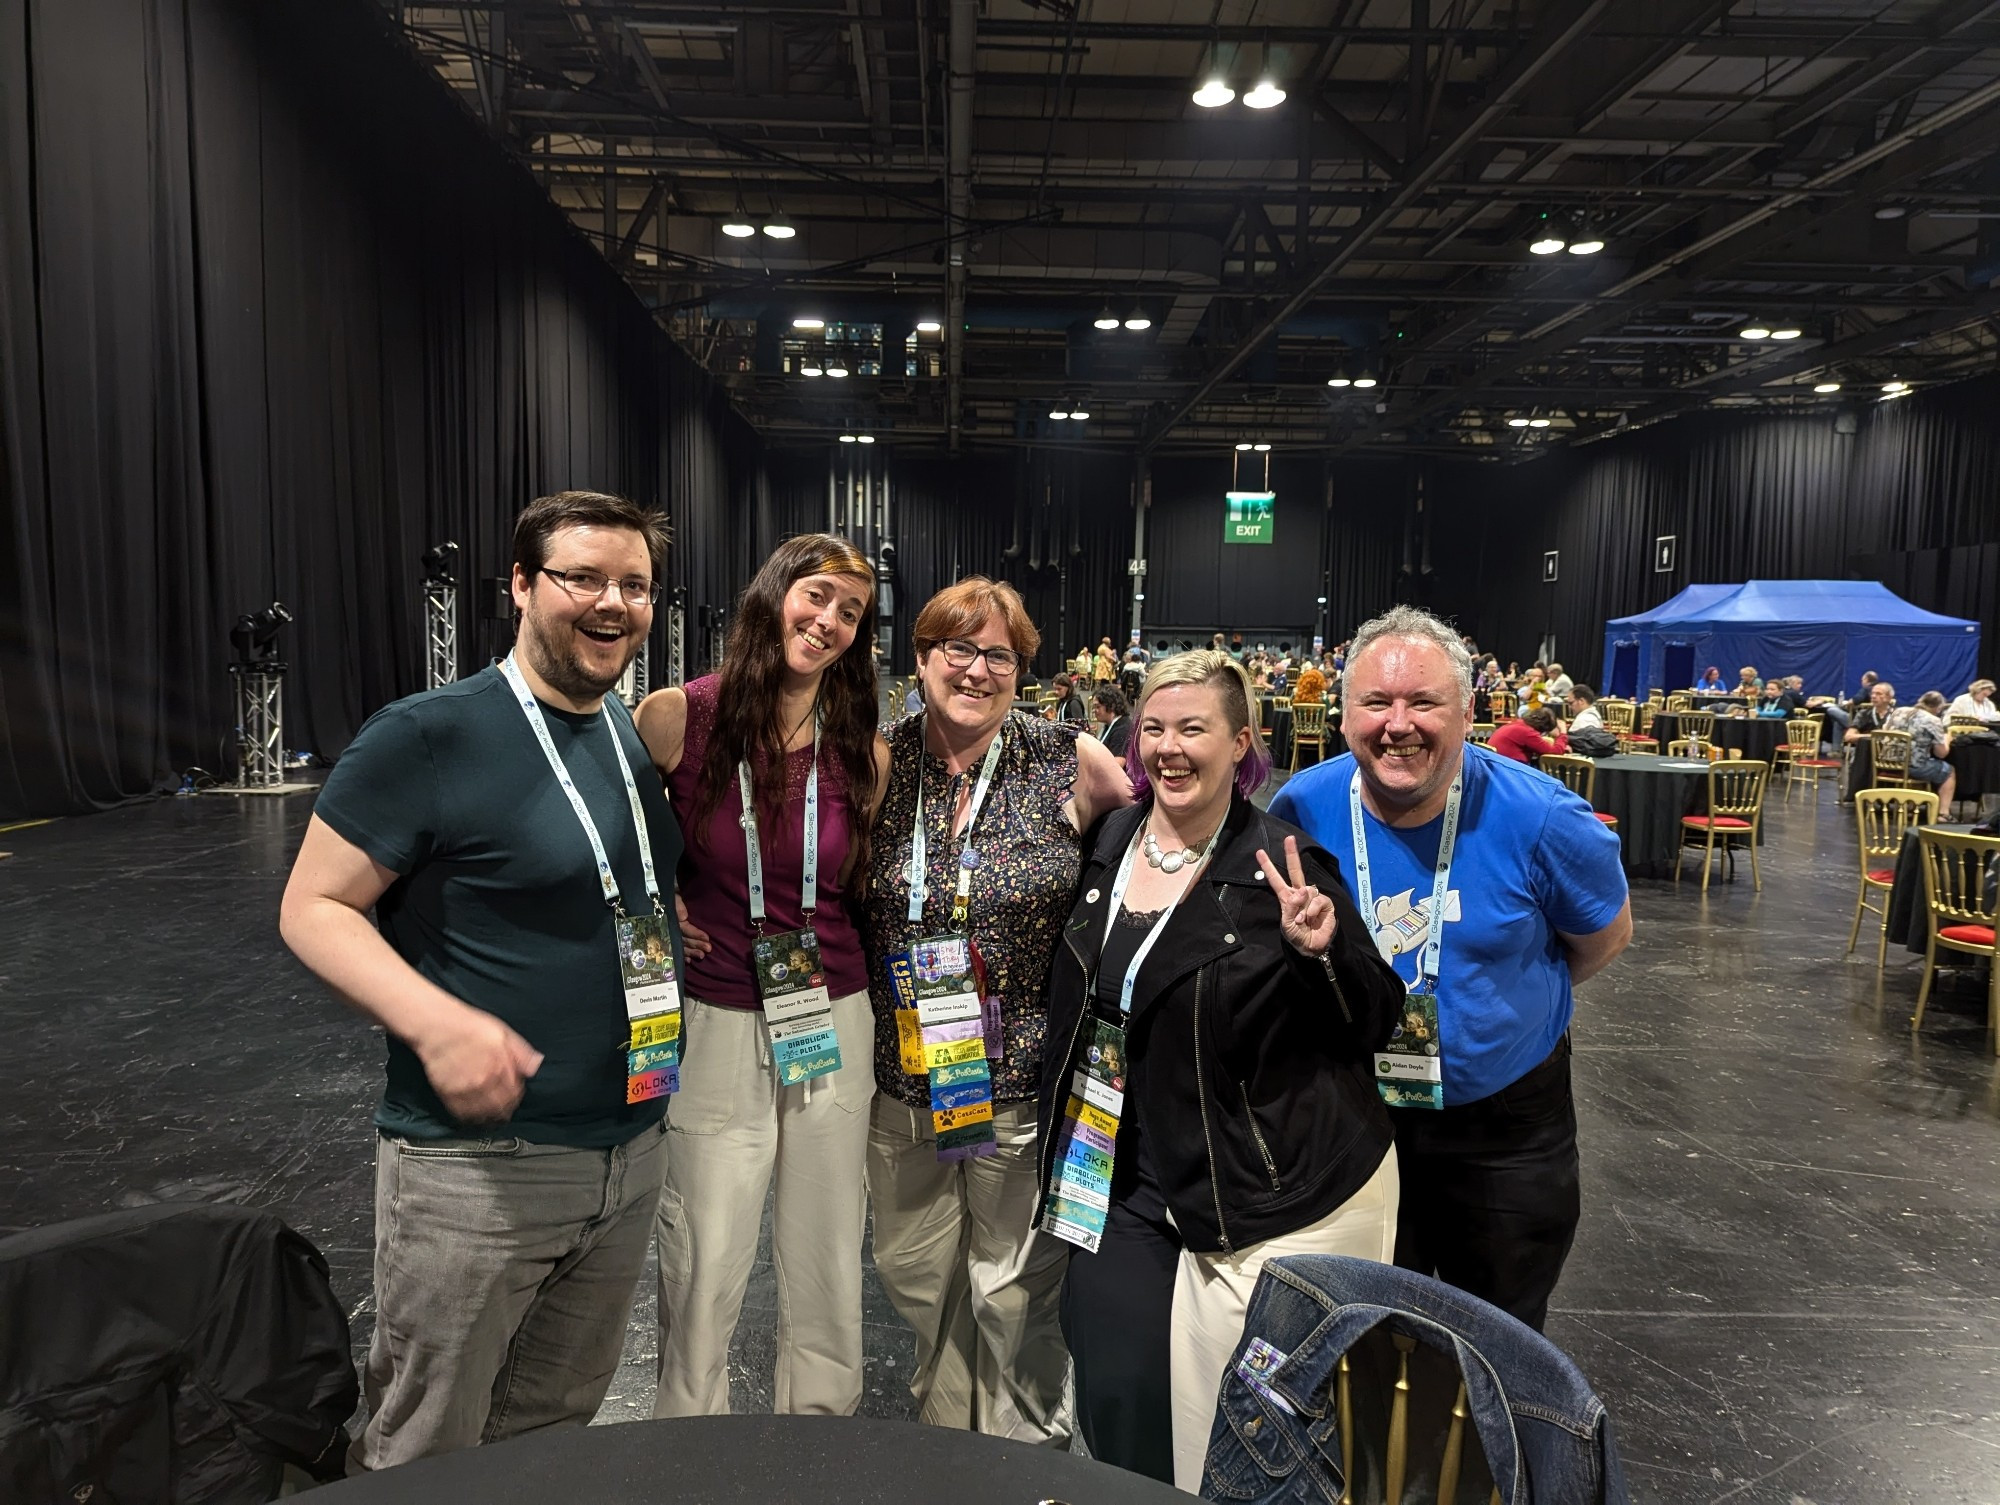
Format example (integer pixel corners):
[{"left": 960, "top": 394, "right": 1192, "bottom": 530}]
[{"left": 3, "top": 774, "right": 1996, "bottom": 1503}]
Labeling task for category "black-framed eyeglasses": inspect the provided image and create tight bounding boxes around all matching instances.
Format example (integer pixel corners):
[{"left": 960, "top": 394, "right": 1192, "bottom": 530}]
[
  {"left": 935, "top": 638, "right": 1023, "bottom": 677},
  {"left": 540, "top": 567, "right": 661, "bottom": 607}
]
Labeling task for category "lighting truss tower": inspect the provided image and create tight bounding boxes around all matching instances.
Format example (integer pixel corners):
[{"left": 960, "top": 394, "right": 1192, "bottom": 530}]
[
  {"left": 229, "top": 663, "right": 288, "bottom": 788},
  {"left": 624, "top": 638, "right": 651, "bottom": 708},
  {"left": 666, "top": 588, "right": 688, "bottom": 687},
  {"left": 423, "top": 577, "right": 458, "bottom": 690}
]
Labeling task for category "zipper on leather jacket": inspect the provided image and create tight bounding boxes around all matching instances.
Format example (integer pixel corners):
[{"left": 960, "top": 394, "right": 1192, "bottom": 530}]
[
  {"left": 1192, "top": 966, "right": 1232, "bottom": 1251},
  {"left": 1045, "top": 925, "right": 1098, "bottom": 1194},
  {"left": 1240, "top": 1081, "right": 1282, "bottom": 1192}
]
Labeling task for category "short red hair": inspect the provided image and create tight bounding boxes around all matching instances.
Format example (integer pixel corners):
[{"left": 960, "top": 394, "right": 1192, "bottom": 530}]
[{"left": 912, "top": 577, "right": 1042, "bottom": 659}]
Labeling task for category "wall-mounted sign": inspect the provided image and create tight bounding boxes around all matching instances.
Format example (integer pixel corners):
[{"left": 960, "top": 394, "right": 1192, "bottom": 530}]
[{"left": 1225, "top": 491, "right": 1275, "bottom": 545}]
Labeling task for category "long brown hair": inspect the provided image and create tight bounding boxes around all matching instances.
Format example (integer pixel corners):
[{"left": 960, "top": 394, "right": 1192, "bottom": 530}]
[{"left": 690, "top": 535, "right": 879, "bottom": 882}]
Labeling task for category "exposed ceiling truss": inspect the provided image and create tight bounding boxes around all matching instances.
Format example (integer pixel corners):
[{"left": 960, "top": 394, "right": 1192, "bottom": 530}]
[{"left": 388, "top": 0, "right": 2000, "bottom": 456}]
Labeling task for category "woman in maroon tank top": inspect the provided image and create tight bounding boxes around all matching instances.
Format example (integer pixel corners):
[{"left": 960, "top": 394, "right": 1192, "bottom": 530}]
[{"left": 636, "top": 534, "right": 890, "bottom": 1417}]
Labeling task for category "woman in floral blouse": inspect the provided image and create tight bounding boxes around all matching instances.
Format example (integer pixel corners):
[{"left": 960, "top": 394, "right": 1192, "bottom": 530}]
[{"left": 865, "top": 577, "right": 1130, "bottom": 1444}]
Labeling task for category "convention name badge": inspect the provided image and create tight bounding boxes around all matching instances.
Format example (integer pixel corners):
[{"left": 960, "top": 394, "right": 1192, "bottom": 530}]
[
  {"left": 754, "top": 929, "right": 842, "bottom": 1087},
  {"left": 889, "top": 939, "right": 996, "bottom": 1075},
  {"left": 1349, "top": 770, "right": 1462, "bottom": 1112},
  {"left": 908, "top": 934, "right": 998, "bottom": 1160},
  {"left": 619, "top": 913, "right": 683, "bottom": 1102},
  {"left": 1039, "top": 1017, "right": 1126, "bottom": 1253},
  {"left": 738, "top": 729, "right": 841, "bottom": 1088}
]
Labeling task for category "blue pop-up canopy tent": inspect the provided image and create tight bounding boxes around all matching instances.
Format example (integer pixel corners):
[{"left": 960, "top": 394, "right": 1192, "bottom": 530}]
[
  {"left": 1603, "top": 580, "right": 1980, "bottom": 699},
  {"left": 1601, "top": 585, "right": 1740, "bottom": 698}
]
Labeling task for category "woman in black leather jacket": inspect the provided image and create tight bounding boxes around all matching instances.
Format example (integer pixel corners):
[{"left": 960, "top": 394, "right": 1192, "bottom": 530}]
[{"left": 1035, "top": 650, "right": 1403, "bottom": 1489}]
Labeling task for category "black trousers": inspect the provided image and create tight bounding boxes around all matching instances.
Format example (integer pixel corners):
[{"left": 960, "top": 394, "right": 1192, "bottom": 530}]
[
  {"left": 1390, "top": 1034, "right": 1581, "bottom": 1332},
  {"left": 1058, "top": 1134, "right": 1178, "bottom": 1483}
]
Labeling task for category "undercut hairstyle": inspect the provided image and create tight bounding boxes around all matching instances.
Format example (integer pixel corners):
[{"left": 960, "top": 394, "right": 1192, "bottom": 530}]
[
  {"left": 1346, "top": 605, "right": 1475, "bottom": 704},
  {"left": 1092, "top": 686, "right": 1127, "bottom": 718},
  {"left": 512, "top": 490, "right": 671, "bottom": 578},
  {"left": 690, "top": 534, "right": 879, "bottom": 881},
  {"left": 911, "top": 577, "right": 1042, "bottom": 661},
  {"left": 1127, "top": 649, "right": 1271, "bottom": 800}
]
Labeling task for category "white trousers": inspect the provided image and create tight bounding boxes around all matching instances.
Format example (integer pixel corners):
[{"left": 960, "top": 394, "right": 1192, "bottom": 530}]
[
  {"left": 1168, "top": 1147, "right": 1400, "bottom": 1491},
  {"left": 652, "top": 989, "right": 875, "bottom": 1416},
  {"left": 866, "top": 1095, "right": 1074, "bottom": 1445}
]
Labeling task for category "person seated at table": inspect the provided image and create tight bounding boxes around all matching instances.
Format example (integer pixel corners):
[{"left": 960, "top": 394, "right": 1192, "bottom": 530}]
[
  {"left": 1887, "top": 693, "right": 1956, "bottom": 810},
  {"left": 1292, "top": 664, "right": 1327, "bottom": 704},
  {"left": 1518, "top": 666, "right": 1551, "bottom": 709},
  {"left": 1489, "top": 706, "right": 1567, "bottom": 764},
  {"left": 1843, "top": 681, "right": 1896, "bottom": 744},
  {"left": 1736, "top": 666, "right": 1762, "bottom": 698},
  {"left": 1565, "top": 684, "right": 1605, "bottom": 733},
  {"left": 1694, "top": 666, "right": 1725, "bottom": 692},
  {"left": 1755, "top": 681, "right": 1790, "bottom": 718},
  {"left": 1045, "top": 671, "right": 1088, "bottom": 726},
  {"left": 1947, "top": 679, "right": 2000, "bottom": 724},
  {"left": 1781, "top": 676, "right": 1808, "bottom": 714},
  {"left": 1091, "top": 685, "right": 1133, "bottom": 757},
  {"left": 1545, "top": 662, "right": 1574, "bottom": 701}
]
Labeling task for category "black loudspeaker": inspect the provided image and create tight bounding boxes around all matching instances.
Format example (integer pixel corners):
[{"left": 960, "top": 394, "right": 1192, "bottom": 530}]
[{"left": 482, "top": 577, "right": 515, "bottom": 621}]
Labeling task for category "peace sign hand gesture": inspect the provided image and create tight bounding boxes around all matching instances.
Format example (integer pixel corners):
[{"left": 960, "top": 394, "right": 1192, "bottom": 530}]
[{"left": 1255, "top": 835, "right": 1339, "bottom": 958}]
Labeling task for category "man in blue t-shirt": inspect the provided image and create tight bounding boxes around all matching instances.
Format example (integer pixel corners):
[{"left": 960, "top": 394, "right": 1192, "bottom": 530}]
[
  {"left": 281, "top": 491, "right": 690, "bottom": 1469},
  {"left": 1270, "top": 606, "right": 1631, "bottom": 1330}
]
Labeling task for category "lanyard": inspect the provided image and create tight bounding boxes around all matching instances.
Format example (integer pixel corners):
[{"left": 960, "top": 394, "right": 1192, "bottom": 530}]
[
  {"left": 1098, "top": 813, "right": 1226, "bottom": 1017},
  {"left": 738, "top": 716, "right": 821, "bottom": 929},
  {"left": 907, "top": 728, "right": 1006, "bottom": 927},
  {"left": 499, "top": 654, "right": 661, "bottom": 914},
  {"left": 1348, "top": 767, "right": 1462, "bottom": 984}
]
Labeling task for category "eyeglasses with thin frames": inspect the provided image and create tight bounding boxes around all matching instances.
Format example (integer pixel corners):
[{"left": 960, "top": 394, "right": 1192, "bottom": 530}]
[
  {"left": 935, "top": 638, "right": 1023, "bottom": 677},
  {"left": 540, "top": 567, "right": 661, "bottom": 607}
]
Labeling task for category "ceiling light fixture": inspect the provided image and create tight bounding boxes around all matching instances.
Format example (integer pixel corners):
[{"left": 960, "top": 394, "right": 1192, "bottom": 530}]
[
  {"left": 915, "top": 319, "right": 942, "bottom": 334},
  {"left": 1507, "top": 416, "right": 1531, "bottom": 428},
  {"left": 762, "top": 215, "right": 796, "bottom": 239},
  {"left": 1192, "top": 78, "right": 1235, "bottom": 108},
  {"left": 1528, "top": 211, "right": 1565, "bottom": 255},
  {"left": 857, "top": 434, "right": 876, "bottom": 444},
  {"left": 1123, "top": 315, "right": 1152, "bottom": 331},
  {"left": 826, "top": 361, "right": 850, "bottom": 378},
  {"left": 1326, "top": 376, "right": 1352, "bottom": 388},
  {"left": 1566, "top": 235, "right": 1604, "bottom": 256},
  {"left": 1049, "top": 406, "right": 1071, "bottom": 420},
  {"left": 1353, "top": 375, "right": 1378, "bottom": 389},
  {"left": 1874, "top": 205, "right": 1908, "bottom": 221},
  {"left": 838, "top": 433, "right": 857, "bottom": 444},
  {"left": 1882, "top": 379, "right": 1908, "bottom": 394},
  {"left": 1252, "top": 442, "right": 1272, "bottom": 452},
  {"left": 1234, "top": 442, "right": 1253, "bottom": 451},
  {"left": 1093, "top": 309, "right": 1121, "bottom": 330},
  {"left": 1739, "top": 325, "right": 1772, "bottom": 340},
  {"left": 1243, "top": 79, "right": 1286, "bottom": 109},
  {"left": 793, "top": 316, "right": 825, "bottom": 330},
  {"left": 1769, "top": 327, "right": 1802, "bottom": 340},
  {"left": 800, "top": 360, "right": 823, "bottom": 377},
  {"left": 1069, "top": 405, "right": 1091, "bottom": 421},
  {"left": 1528, "top": 416, "right": 1551, "bottom": 429},
  {"left": 721, "top": 218, "right": 756, "bottom": 239},
  {"left": 1813, "top": 381, "right": 1841, "bottom": 394}
]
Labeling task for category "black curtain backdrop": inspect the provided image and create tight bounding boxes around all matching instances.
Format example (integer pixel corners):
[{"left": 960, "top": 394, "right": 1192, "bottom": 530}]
[
  {"left": 0, "top": 0, "right": 767, "bottom": 820},
  {"left": 1425, "top": 374, "right": 2000, "bottom": 689}
]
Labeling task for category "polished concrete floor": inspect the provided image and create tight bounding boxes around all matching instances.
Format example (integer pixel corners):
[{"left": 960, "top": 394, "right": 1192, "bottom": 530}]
[{"left": 3, "top": 771, "right": 1997, "bottom": 1503}]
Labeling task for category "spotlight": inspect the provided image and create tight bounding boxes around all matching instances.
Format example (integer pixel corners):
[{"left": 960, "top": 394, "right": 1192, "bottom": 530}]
[
  {"left": 1235, "top": 442, "right": 1253, "bottom": 451},
  {"left": 1242, "top": 80, "right": 1286, "bottom": 109},
  {"left": 857, "top": 434, "right": 877, "bottom": 444},
  {"left": 421, "top": 541, "right": 460, "bottom": 583},
  {"left": 1327, "top": 376, "right": 1352, "bottom": 388},
  {"left": 1874, "top": 205, "right": 1908, "bottom": 221},
  {"left": 1739, "top": 326, "right": 1772, "bottom": 340},
  {"left": 230, "top": 601, "right": 293, "bottom": 665},
  {"left": 1813, "top": 381, "right": 1841, "bottom": 394},
  {"left": 1507, "top": 416, "right": 1531, "bottom": 428},
  {"left": 1123, "top": 315, "right": 1152, "bottom": 331},
  {"left": 1252, "top": 442, "right": 1272, "bottom": 452},
  {"left": 793, "top": 316, "right": 825, "bottom": 330},
  {"left": 762, "top": 215, "right": 796, "bottom": 239},
  {"left": 1769, "top": 327, "right": 1802, "bottom": 340},
  {"left": 839, "top": 433, "right": 858, "bottom": 444},
  {"left": 721, "top": 219, "right": 756, "bottom": 239},
  {"left": 1353, "top": 376, "right": 1378, "bottom": 389},
  {"left": 915, "top": 319, "right": 943, "bottom": 333},
  {"left": 1093, "top": 309, "right": 1121, "bottom": 331},
  {"left": 1192, "top": 78, "right": 1235, "bottom": 108}
]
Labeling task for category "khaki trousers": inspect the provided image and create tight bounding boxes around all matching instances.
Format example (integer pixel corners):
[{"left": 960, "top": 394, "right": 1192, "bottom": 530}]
[
  {"left": 652, "top": 990, "right": 874, "bottom": 1416},
  {"left": 866, "top": 1095, "right": 1073, "bottom": 1445},
  {"left": 1168, "top": 1148, "right": 1400, "bottom": 1491}
]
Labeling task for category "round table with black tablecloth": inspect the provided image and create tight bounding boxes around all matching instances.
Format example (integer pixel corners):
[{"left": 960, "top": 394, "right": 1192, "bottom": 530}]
[
  {"left": 1883, "top": 823, "right": 1984, "bottom": 954},
  {"left": 1647, "top": 713, "right": 1788, "bottom": 764},
  {"left": 1587, "top": 754, "right": 1751, "bottom": 877},
  {"left": 1949, "top": 736, "right": 2000, "bottom": 809},
  {"left": 311, "top": 1415, "right": 1189, "bottom": 1505},
  {"left": 1264, "top": 700, "right": 1345, "bottom": 771}
]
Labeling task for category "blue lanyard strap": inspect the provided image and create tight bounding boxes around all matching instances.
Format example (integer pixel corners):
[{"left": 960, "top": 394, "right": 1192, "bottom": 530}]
[
  {"left": 499, "top": 654, "right": 661, "bottom": 914},
  {"left": 738, "top": 716, "right": 822, "bottom": 929},
  {"left": 907, "top": 727, "right": 1005, "bottom": 927},
  {"left": 1348, "top": 767, "right": 1462, "bottom": 983},
  {"left": 1099, "top": 812, "right": 1226, "bottom": 1016}
]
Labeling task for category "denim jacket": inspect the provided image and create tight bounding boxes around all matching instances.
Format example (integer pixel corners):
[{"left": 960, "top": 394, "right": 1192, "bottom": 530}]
[{"left": 1201, "top": 1255, "right": 1628, "bottom": 1505}]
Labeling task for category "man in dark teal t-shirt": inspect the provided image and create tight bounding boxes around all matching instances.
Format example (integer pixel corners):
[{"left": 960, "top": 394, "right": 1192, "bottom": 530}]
[{"left": 282, "top": 491, "right": 688, "bottom": 1470}]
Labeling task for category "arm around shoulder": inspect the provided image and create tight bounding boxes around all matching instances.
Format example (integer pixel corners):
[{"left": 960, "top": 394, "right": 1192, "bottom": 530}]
[
  {"left": 1068, "top": 728, "right": 1136, "bottom": 831},
  {"left": 636, "top": 687, "right": 689, "bottom": 776}
]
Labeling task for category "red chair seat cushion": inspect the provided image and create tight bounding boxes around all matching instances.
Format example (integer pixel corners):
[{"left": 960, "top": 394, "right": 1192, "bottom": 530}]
[
  {"left": 1798, "top": 758, "right": 1841, "bottom": 768},
  {"left": 1594, "top": 812, "right": 1617, "bottom": 824},
  {"left": 1939, "top": 924, "right": 1997, "bottom": 947},
  {"left": 1681, "top": 815, "right": 1753, "bottom": 829},
  {"left": 1624, "top": 736, "right": 1657, "bottom": 746},
  {"left": 1865, "top": 867, "right": 1897, "bottom": 885}
]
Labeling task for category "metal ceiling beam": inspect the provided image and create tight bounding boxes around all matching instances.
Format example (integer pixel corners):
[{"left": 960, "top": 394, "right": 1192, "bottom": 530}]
[{"left": 1140, "top": 0, "right": 1616, "bottom": 453}]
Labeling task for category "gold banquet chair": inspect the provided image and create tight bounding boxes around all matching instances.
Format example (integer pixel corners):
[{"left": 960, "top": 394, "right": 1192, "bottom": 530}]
[
  {"left": 1676, "top": 759, "right": 1770, "bottom": 893},
  {"left": 1785, "top": 718, "right": 1841, "bottom": 798},
  {"left": 1540, "top": 753, "right": 1618, "bottom": 832},
  {"left": 1290, "top": 700, "right": 1328, "bottom": 772},
  {"left": 1910, "top": 828, "right": 2000, "bottom": 1053},
  {"left": 1847, "top": 790, "right": 1936, "bottom": 968},
  {"left": 1868, "top": 729, "right": 1914, "bottom": 790}
]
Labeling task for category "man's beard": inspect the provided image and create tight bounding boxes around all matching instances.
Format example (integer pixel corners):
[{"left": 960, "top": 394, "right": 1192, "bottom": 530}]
[{"left": 520, "top": 607, "right": 632, "bottom": 703}]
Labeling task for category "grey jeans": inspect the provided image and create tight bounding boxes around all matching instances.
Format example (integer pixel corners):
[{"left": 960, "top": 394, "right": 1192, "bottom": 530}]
[{"left": 350, "top": 1119, "right": 667, "bottom": 1472}]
